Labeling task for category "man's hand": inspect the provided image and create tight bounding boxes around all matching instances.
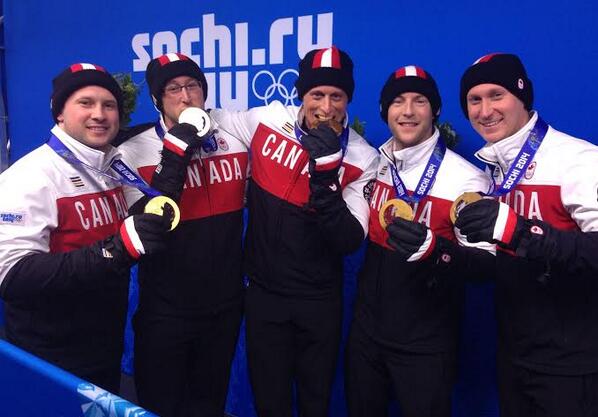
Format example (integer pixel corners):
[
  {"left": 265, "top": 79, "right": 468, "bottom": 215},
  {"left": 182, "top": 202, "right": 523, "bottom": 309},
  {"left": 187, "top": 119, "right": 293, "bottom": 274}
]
[
  {"left": 302, "top": 124, "right": 344, "bottom": 211},
  {"left": 302, "top": 124, "right": 342, "bottom": 174},
  {"left": 455, "top": 198, "right": 524, "bottom": 249},
  {"left": 386, "top": 217, "right": 437, "bottom": 261},
  {"left": 163, "top": 122, "right": 202, "bottom": 157},
  {"left": 152, "top": 123, "right": 202, "bottom": 200},
  {"left": 117, "top": 211, "right": 172, "bottom": 260}
]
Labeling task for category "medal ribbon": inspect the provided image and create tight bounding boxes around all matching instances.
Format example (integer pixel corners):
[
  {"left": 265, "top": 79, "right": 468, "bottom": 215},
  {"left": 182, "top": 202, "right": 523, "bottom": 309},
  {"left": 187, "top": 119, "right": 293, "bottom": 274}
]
[
  {"left": 484, "top": 117, "right": 548, "bottom": 197},
  {"left": 388, "top": 137, "right": 446, "bottom": 204},
  {"left": 47, "top": 134, "right": 160, "bottom": 197}
]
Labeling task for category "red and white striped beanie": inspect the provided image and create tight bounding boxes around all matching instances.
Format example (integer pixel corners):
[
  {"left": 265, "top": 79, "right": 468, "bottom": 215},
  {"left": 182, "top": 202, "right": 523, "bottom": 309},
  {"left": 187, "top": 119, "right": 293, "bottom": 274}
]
[
  {"left": 51, "top": 63, "right": 123, "bottom": 122},
  {"left": 295, "top": 46, "right": 355, "bottom": 101}
]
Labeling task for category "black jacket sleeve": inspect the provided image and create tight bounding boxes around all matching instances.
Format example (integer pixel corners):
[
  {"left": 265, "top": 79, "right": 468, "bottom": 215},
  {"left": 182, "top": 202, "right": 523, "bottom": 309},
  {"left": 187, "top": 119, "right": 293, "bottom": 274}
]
[
  {"left": 314, "top": 202, "right": 364, "bottom": 255},
  {"left": 0, "top": 237, "right": 132, "bottom": 303},
  {"left": 515, "top": 219, "right": 598, "bottom": 275},
  {"left": 307, "top": 169, "right": 364, "bottom": 255}
]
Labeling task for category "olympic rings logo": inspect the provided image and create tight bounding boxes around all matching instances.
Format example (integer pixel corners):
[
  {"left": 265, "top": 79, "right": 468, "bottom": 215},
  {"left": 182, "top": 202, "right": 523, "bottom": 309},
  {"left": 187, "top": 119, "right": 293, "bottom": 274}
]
[{"left": 252, "top": 69, "right": 299, "bottom": 106}]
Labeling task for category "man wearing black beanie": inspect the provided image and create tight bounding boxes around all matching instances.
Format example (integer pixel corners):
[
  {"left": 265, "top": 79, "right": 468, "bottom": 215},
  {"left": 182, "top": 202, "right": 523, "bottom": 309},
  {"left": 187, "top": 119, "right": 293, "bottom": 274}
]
[
  {"left": 118, "top": 53, "right": 248, "bottom": 417},
  {"left": 210, "top": 45, "right": 378, "bottom": 417},
  {"left": 345, "top": 65, "right": 493, "bottom": 417},
  {"left": 0, "top": 63, "right": 170, "bottom": 394},
  {"left": 456, "top": 52, "right": 598, "bottom": 416}
]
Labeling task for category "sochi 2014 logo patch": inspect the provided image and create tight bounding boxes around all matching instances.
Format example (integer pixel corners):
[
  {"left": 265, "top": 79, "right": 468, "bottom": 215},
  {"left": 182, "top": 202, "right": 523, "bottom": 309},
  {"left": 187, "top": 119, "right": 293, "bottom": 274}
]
[{"left": 0, "top": 212, "right": 25, "bottom": 225}]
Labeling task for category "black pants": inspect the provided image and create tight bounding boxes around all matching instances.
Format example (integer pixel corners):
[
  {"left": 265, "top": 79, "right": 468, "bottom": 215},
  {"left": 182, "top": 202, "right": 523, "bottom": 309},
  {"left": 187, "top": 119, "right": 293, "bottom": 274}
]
[
  {"left": 133, "top": 302, "right": 243, "bottom": 417},
  {"left": 345, "top": 321, "right": 456, "bottom": 417},
  {"left": 498, "top": 354, "right": 598, "bottom": 417},
  {"left": 245, "top": 283, "right": 342, "bottom": 417}
]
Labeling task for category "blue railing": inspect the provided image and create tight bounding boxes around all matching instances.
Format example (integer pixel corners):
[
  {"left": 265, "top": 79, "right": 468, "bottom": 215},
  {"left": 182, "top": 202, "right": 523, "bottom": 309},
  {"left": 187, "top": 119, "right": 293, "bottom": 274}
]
[{"left": 0, "top": 339, "right": 155, "bottom": 417}]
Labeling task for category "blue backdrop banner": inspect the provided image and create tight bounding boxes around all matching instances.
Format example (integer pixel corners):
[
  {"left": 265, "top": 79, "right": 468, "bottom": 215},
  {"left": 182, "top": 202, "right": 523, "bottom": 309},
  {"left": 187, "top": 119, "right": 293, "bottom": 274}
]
[{"left": 2, "top": 1, "right": 598, "bottom": 416}]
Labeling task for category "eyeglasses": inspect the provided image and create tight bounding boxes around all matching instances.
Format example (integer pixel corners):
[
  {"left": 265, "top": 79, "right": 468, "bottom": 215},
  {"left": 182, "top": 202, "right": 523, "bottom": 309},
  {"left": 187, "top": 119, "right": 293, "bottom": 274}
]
[{"left": 164, "top": 81, "right": 202, "bottom": 96}]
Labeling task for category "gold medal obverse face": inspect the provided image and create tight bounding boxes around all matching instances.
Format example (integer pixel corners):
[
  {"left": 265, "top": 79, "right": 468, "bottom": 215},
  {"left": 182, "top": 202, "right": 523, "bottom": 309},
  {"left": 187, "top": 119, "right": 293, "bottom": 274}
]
[
  {"left": 450, "top": 192, "right": 482, "bottom": 224},
  {"left": 144, "top": 195, "right": 181, "bottom": 231},
  {"left": 378, "top": 198, "right": 414, "bottom": 229}
]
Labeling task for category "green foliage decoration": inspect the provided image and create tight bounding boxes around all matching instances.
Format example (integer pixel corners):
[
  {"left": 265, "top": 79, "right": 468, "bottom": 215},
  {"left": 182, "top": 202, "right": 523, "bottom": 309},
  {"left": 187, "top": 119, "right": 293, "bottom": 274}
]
[{"left": 113, "top": 73, "right": 141, "bottom": 126}]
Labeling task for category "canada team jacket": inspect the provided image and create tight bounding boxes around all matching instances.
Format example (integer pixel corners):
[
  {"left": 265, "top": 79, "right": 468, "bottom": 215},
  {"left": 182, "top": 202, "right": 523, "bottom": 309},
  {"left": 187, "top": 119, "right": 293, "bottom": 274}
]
[
  {"left": 355, "top": 129, "right": 493, "bottom": 352},
  {"left": 118, "top": 120, "right": 249, "bottom": 316},
  {"left": 0, "top": 125, "right": 129, "bottom": 374},
  {"left": 210, "top": 102, "right": 378, "bottom": 299},
  {"left": 476, "top": 111, "right": 598, "bottom": 375}
]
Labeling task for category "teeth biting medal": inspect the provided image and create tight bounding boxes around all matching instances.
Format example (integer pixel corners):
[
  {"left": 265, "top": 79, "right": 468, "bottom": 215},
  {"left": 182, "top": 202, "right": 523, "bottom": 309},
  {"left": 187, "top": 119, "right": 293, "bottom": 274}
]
[{"left": 314, "top": 114, "right": 343, "bottom": 136}]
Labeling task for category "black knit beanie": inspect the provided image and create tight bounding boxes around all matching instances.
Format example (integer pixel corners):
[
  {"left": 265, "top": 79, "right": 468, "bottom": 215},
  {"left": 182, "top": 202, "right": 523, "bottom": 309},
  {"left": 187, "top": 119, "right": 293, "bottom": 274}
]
[
  {"left": 51, "top": 63, "right": 123, "bottom": 122},
  {"left": 379, "top": 65, "right": 441, "bottom": 122},
  {"left": 460, "top": 53, "right": 533, "bottom": 119},
  {"left": 295, "top": 46, "right": 355, "bottom": 102},
  {"left": 146, "top": 53, "right": 208, "bottom": 111}
]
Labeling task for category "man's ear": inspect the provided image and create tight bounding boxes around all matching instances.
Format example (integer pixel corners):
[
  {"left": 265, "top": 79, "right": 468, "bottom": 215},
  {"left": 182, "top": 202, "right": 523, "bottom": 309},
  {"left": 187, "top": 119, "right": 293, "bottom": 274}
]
[{"left": 56, "top": 114, "right": 64, "bottom": 124}]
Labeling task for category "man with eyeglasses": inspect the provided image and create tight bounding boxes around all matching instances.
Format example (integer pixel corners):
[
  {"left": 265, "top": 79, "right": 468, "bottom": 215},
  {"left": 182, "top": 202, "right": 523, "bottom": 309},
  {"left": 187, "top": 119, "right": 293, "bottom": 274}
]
[
  {"left": 118, "top": 53, "right": 249, "bottom": 417},
  {"left": 210, "top": 46, "right": 378, "bottom": 417}
]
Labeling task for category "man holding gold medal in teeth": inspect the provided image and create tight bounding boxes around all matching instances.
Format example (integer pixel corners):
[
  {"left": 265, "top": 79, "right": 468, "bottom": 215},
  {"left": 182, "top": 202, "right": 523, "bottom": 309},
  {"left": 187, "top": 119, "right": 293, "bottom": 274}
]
[
  {"left": 117, "top": 53, "right": 249, "bottom": 417},
  {"left": 455, "top": 53, "right": 598, "bottom": 417},
  {"left": 345, "top": 65, "right": 495, "bottom": 417},
  {"left": 209, "top": 46, "right": 378, "bottom": 417}
]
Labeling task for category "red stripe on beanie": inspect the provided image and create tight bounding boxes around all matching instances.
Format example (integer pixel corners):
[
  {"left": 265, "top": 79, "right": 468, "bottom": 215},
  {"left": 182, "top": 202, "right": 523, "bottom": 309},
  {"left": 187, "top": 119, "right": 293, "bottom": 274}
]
[
  {"left": 158, "top": 53, "right": 191, "bottom": 66},
  {"left": 312, "top": 46, "right": 341, "bottom": 69},
  {"left": 157, "top": 55, "right": 171, "bottom": 66},
  {"left": 475, "top": 53, "right": 502, "bottom": 64},
  {"left": 70, "top": 64, "right": 84, "bottom": 72},
  {"left": 395, "top": 66, "right": 427, "bottom": 79},
  {"left": 312, "top": 49, "right": 326, "bottom": 68},
  {"left": 330, "top": 47, "right": 341, "bottom": 68},
  {"left": 69, "top": 63, "right": 105, "bottom": 73}
]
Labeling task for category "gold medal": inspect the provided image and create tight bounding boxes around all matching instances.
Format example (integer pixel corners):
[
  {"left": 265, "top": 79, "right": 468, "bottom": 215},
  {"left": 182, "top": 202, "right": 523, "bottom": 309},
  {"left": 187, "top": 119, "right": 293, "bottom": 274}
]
[
  {"left": 378, "top": 199, "right": 414, "bottom": 229},
  {"left": 314, "top": 115, "right": 343, "bottom": 136},
  {"left": 144, "top": 196, "right": 181, "bottom": 231},
  {"left": 450, "top": 192, "right": 482, "bottom": 224}
]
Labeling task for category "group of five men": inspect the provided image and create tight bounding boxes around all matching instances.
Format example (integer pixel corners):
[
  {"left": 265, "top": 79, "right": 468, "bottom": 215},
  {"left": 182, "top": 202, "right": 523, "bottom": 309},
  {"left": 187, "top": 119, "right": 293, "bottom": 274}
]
[{"left": 0, "top": 46, "right": 597, "bottom": 417}]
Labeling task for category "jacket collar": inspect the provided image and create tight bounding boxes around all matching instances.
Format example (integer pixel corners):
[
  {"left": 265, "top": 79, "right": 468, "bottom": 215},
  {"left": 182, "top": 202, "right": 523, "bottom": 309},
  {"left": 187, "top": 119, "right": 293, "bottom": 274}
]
[
  {"left": 51, "top": 125, "right": 120, "bottom": 172},
  {"left": 379, "top": 128, "right": 440, "bottom": 172},
  {"left": 474, "top": 111, "right": 538, "bottom": 172}
]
